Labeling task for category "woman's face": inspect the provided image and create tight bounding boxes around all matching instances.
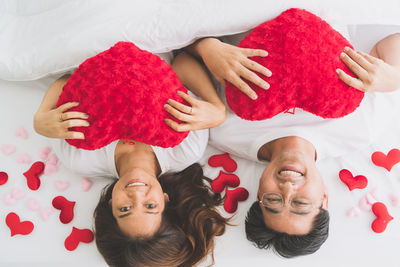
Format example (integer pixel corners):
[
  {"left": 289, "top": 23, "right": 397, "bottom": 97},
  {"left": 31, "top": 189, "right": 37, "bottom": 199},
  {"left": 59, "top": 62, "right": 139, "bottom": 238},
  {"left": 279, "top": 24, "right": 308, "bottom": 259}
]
[{"left": 111, "top": 168, "right": 168, "bottom": 238}]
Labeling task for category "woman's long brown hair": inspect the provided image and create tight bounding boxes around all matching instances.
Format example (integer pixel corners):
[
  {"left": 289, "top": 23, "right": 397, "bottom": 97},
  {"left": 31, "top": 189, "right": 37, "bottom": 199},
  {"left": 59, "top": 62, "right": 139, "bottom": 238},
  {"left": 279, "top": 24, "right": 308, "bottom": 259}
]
[{"left": 94, "top": 163, "right": 229, "bottom": 267}]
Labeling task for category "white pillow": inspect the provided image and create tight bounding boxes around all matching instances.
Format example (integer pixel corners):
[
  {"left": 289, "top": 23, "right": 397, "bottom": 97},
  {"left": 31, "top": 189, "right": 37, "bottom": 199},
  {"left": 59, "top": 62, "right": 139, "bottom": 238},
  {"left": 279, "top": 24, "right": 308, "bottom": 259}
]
[{"left": 1, "top": 0, "right": 400, "bottom": 81}]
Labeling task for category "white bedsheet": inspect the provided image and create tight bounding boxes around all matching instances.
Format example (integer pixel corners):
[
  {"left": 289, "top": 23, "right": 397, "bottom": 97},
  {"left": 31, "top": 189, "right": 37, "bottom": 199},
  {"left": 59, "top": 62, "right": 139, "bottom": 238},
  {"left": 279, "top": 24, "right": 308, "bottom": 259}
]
[{"left": 1, "top": 25, "right": 400, "bottom": 267}]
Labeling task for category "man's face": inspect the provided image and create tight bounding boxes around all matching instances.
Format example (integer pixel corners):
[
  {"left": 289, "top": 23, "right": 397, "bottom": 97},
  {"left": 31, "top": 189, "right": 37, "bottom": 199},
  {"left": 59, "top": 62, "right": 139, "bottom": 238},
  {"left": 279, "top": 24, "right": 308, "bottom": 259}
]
[{"left": 258, "top": 150, "right": 328, "bottom": 235}]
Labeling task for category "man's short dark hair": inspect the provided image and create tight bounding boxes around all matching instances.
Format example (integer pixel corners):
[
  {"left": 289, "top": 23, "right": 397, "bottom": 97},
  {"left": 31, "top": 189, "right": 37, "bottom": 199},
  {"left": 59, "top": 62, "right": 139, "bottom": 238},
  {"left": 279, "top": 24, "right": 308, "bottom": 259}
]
[{"left": 245, "top": 201, "right": 329, "bottom": 258}]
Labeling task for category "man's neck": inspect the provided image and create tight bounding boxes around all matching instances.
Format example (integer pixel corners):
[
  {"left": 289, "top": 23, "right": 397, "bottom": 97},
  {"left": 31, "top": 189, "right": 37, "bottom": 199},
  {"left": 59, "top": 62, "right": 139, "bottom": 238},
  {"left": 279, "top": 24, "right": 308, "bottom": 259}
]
[{"left": 258, "top": 136, "right": 316, "bottom": 162}]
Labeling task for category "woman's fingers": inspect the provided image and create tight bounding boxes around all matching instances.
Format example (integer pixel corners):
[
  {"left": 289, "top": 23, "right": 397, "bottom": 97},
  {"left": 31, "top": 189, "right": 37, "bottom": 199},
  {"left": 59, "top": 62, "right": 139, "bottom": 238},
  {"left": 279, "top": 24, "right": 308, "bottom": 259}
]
[
  {"left": 336, "top": 68, "right": 365, "bottom": 91},
  {"left": 62, "top": 119, "right": 90, "bottom": 129},
  {"left": 357, "top": 50, "right": 380, "bottom": 64},
  {"left": 242, "top": 58, "right": 272, "bottom": 78},
  {"left": 241, "top": 48, "right": 268, "bottom": 57},
  {"left": 228, "top": 72, "right": 258, "bottom": 100},
  {"left": 166, "top": 99, "right": 192, "bottom": 114},
  {"left": 58, "top": 102, "right": 80, "bottom": 112},
  {"left": 62, "top": 111, "right": 89, "bottom": 120},
  {"left": 164, "top": 103, "right": 193, "bottom": 122},
  {"left": 177, "top": 91, "right": 198, "bottom": 106},
  {"left": 164, "top": 119, "right": 191, "bottom": 132},
  {"left": 340, "top": 52, "right": 369, "bottom": 80},
  {"left": 238, "top": 67, "right": 270, "bottom": 90},
  {"left": 343, "top": 47, "right": 373, "bottom": 71},
  {"left": 65, "top": 131, "right": 85, "bottom": 140}
]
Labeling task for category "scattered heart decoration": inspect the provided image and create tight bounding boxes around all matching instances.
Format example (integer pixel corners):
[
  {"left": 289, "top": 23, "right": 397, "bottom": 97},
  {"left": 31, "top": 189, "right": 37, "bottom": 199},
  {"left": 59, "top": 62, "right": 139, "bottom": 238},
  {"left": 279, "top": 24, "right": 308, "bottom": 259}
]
[
  {"left": 26, "top": 198, "right": 41, "bottom": 211},
  {"left": 17, "top": 153, "right": 32, "bottom": 164},
  {"left": 0, "top": 171, "right": 8, "bottom": 185},
  {"left": 4, "top": 188, "right": 26, "bottom": 206},
  {"left": 39, "top": 146, "right": 51, "bottom": 160},
  {"left": 211, "top": 171, "right": 240, "bottom": 193},
  {"left": 14, "top": 127, "right": 28, "bottom": 139},
  {"left": 339, "top": 169, "right": 368, "bottom": 191},
  {"left": 224, "top": 187, "right": 249, "bottom": 213},
  {"left": 40, "top": 207, "right": 54, "bottom": 221},
  {"left": 23, "top": 161, "right": 45, "bottom": 190},
  {"left": 208, "top": 153, "right": 237, "bottom": 173},
  {"left": 346, "top": 206, "right": 361, "bottom": 217},
  {"left": 55, "top": 181, "right": 70, "bottom": 192},
  {"left": 52, "top": 196, "right": 75, "bottom": 224},
  {"left": 5, "top": 212, "right": 34, "bottom": 237},
  {"left": 1, "top": 144, "right": 16, "bottom": 155},
  {"left": 371, "top": 202, "right": 393, "bottom": 233},
  {"left": 371, "top": 148, "right": 400, "bottom": 172},
  {"left": 81, "top": 178, "right": 93, "bottom": 192},
  {"left": 64, "top": 227, "right": 94, "bottom": 251}
]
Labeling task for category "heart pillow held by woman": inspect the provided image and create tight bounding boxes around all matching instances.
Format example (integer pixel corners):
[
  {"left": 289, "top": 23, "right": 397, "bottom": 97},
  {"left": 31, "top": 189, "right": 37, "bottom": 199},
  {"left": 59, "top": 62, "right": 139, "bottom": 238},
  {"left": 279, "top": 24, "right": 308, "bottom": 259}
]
[
  {"left": 226, "top": 8, "right": 364, "bottom": 121},
  {"left": 57, "top": 42, "right": 189, "bottom": 150}
]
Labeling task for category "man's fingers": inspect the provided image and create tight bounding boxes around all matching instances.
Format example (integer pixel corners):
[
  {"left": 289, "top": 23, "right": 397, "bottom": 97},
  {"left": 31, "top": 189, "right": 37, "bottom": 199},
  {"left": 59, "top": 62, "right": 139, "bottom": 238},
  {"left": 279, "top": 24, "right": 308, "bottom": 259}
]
[
  {"left": 164, "top": 119, "right": 191, "bottom": 132},
  {"left": 62, "top": 119, "right": 90, "bottom": 129},
  {"left": 166, "top": 99, "right": 192, "bottom": 114},
  {"left": 228, "top": 72, "right": 257, "bottom": 100},
  {"left": 62, "top": 111, "right": 89, "bottom": 120},
  {"left": 343, "top": 47, "right": 373, "bottom": 71},
  {"left": 241, "top": 48, "right": 268, "bottom": 57},
  {"left": 58, "top": 102, "right": 79, "bottom": 113},
  {"left": 65, "top": 131, "right": 85, "bottom": 140},
  {"left": 243, "top": 58, "right": 272, "bottom": 78},
  {"left": 164, "top": 104, "right": 192, "bottom": 122},
  {"left": 340, "top": 52, "right": 369, "bottom": 81},
  {"left": 336, "top": 68, "right": 365, "bottom": 91},
  {"left": 238, "top": 67, "right": 270, "bottom": 90}
]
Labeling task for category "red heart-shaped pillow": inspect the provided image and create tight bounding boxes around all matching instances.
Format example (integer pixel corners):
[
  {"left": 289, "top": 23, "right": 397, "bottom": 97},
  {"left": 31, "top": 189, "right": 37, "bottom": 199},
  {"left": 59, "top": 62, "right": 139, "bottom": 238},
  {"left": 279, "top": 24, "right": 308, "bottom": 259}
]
[
  {"left": 211, "top": 171, "right": 240, "bottom": 193},
  {"left": 339, "top": 169, "right": 368, "bottom": 191},
  {"left": 371, "top": 202, "right": 393, "bottom": 233},
  {"left": 226, "top": 8, "right": 363, "bottom": 120},
  {"left": 23, "top": 161, "right": 45, "bottom": 191},
  {"left": 57, "top": 41, "right": 189, "bottom": 150},
  {"left": 64, "top": 227, "right": 94, "bottom": 251},
  {"left": 224, "top": 187, "right": 249, "bottom": 213},
  {"left": 371, "top": 148, "right": 400, "bottom": 172},
  {"left": 52, "top": 196, "right": 76, "bottom": 224},
  {"left": 208, "top": 153, "right": 238, "bottom": 172},
  {"left": 5, "top": 212, "right": 34, "bottom": 236}
]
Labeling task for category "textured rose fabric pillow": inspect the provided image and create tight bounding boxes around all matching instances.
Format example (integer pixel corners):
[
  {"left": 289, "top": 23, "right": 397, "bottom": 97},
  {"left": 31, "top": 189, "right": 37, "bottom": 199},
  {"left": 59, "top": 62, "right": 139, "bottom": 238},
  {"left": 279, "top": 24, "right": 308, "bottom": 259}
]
[
  {"left": 225, "top": 8, "right": 364, "bottom": 121},
  {"left": 56, "top": 41, "right": 189, "bottom": 150}
]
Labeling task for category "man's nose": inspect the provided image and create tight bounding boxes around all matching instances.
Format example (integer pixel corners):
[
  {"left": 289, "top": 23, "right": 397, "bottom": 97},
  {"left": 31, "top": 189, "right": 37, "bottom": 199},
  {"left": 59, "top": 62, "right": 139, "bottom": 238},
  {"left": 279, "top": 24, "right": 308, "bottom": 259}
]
[{"left": 281, "top": 182, "right": 297, "bottom": 203}]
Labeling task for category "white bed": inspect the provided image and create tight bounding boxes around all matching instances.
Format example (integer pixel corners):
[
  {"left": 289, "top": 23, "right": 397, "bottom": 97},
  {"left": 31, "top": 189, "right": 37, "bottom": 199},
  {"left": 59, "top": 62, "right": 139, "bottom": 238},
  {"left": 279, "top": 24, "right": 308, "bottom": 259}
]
[{"left": 1, "top": 1, "right": 400, "bottom": 267}]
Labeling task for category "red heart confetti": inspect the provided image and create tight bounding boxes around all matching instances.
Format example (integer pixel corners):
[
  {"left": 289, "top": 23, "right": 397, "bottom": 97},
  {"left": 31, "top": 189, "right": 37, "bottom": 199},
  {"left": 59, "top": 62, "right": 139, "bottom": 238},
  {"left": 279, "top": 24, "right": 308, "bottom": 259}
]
[
  {"left": 0, "top": 171, "right": 8, "bottom": 185},
  {"left": 64, "top": 227, "right": 94, "bottom": 251},
  {"left": 224, "top": 187, "right": 249, "bottom": 213},
  {"left": 23, "top": 161, "right": 45, "bottom": 190},
  {"left": 52, "top": 196, "right": 76, "bottom": 224},
  {"left": 208, "top": 153, "right": 237, "bottom": 172},
  {"left": 5, "top": 212, "right": 34, "bottom": 237},
  {"left": 211, "top": 171, "right": 240, "bottom": 193},
  {"left": 371, "top": 202, "right": 393, "bottom": 233},
  {"left": 339, "top": 169, "right": 368, "bottom": 191},
  {"left": 371, "top": 148, "right": 400, "bottom": 172}
]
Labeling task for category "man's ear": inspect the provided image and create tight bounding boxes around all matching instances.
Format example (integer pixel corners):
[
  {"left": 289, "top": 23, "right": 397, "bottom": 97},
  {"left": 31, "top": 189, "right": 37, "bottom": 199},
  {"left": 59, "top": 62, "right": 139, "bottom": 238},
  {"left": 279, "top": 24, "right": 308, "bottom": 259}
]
[
  {"left": 164, "top": 193, "right": 170, "bottom": 203},
  {"left": 322, "top": 193, "right": 329, "bottom": 210}
]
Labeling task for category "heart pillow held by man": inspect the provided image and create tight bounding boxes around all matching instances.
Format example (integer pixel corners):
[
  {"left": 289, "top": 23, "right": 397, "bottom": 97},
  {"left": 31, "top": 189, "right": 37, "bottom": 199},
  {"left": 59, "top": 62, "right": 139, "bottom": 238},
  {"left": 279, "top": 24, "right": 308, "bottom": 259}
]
[
  {"left": 226, "top": 8, "right": 364, "bottom": 121},
  {"left": 57, "top": 42, "right": 189, "bottom": 150}
]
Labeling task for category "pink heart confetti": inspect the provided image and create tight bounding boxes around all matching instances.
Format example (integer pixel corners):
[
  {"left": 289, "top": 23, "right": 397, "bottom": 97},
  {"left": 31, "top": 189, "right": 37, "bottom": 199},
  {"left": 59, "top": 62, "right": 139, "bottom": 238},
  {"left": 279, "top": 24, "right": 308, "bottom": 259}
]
[
  {"left": 40, "top": 207, "right": 54, "bottom": 221},
  {"left": 44, "top": 163, "right": 58, "bottom": 176},
  {"left": 81, "top": 178, "right": 93, "bottom": 192},
  {"left": 55, "top": 181, "right": 70, "bottom": 191},
  {"left": 389, "top": 194, "right": 399, "bottom": 207},
  {"left": 17, "top": 153, "right": 31, "bottom": 164},
  {"left": 14, "top": 127, "right": 28, "bottom": 139},
  {"left": 4, "top": 188, "right": 25, "bottom": 206},
  {"left": 47, "top": 154, "right": 58, "bottom": 165},
  {"left": 26, "top": 198, "right": 40, "bottom": 211},
  {"left": 11, "top": 188, "right": 26, "bottom": 200},
  {"left": 39, "top": 146, "right": 51, "bottom": 160},
  {"left": 347, "top": 206, "right": 361, "bottom": 217},
  {"left": 2, "top": 144, "right": 16, "bottom": 155}
]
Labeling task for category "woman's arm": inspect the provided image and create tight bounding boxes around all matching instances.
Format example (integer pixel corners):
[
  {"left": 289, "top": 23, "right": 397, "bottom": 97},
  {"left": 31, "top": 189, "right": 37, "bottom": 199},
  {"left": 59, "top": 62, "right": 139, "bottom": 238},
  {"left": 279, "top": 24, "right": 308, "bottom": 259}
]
[
  {"left": 337, "top": 33, "right": 400, "bottom": 92},
  {"left": 163, "top": 52, "right": 226, "bottom": 132},
  {"left": 34, "top": 74, "right": 90, "bottom": 139},
  {"left": 185, "top": 37, "right": 272, "bottom": 100}
]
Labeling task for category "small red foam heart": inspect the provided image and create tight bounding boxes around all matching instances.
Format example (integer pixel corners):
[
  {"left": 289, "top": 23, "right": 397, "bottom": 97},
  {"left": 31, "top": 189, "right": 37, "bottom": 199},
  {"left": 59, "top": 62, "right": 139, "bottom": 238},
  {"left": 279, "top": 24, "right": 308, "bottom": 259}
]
[
  {"left": 64, "top": 227, "right": 94, "bottom": 251},
  {"left": 5, "top": 212, "right": 34, "bottom": 236},
  {"left": 224, "top": 187, "right": 249, "bottom": 213},
  {"left": 211, "top": 171, "right": 240, "bottom": 193},
  {"left": 23, "top": 161, "right": 45, "bottom": 190},
  {"left": 52, "top": 196, "right": 76, "bottom": 224},
  {"left": 371, "top": 202, "right": 393, "bottom": 233},
  {"left": 339, "top": 169, "right": 368, "bottom": 191},
  {"left": 208, "top": 153, "right": 237, "bottom": 172},
  {"left": 371, "top": 149, "right": 400, "bottom": 172},
  {"left": 0, "top": 171, "right": 8, "bottom": 185}
]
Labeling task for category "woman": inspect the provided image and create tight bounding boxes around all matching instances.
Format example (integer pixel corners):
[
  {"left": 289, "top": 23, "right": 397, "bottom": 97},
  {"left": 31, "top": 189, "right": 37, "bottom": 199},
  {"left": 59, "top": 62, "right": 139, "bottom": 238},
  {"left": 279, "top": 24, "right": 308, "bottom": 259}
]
[{"left": 34, "top": 51, "right": 229, "bottom": 266}]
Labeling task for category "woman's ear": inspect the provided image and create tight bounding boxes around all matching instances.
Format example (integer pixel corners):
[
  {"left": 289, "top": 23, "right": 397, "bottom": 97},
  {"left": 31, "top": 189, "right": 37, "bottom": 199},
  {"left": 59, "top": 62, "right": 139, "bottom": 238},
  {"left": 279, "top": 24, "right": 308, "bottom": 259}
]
[
  {"left": 164, "top": 193, "right": 170, "bottom": 203},
  {"left": 108, "top": 198, "right": 112, "bottom": 206}
]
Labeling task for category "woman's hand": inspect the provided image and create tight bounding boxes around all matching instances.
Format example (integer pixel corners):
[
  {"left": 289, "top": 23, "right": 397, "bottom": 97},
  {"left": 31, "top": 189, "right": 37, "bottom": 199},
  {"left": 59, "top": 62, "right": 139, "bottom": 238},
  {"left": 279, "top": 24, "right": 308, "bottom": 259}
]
[
  {"left": 196, "top": 38, "right": 272, "bottom": 100},
  {"left": 34, "top": 102, "right": 90, "bottom": 139},
  {"left": 164, "top": 91, "right": 226, "bottom": 132},
  {"left": 337, "top": 46, "right": 400, "bottom": 92}
]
